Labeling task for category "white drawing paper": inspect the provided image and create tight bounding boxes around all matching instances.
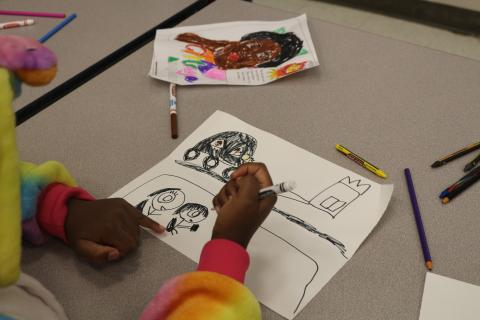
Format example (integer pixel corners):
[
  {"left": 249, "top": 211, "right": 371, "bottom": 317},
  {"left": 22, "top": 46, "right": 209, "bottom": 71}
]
[
  {"left": 419, "top": 273, "right": 480, "bottom": 320},
  {"left": 149, "top": 15, "right": 319, "bottom": 85},
  {"left": 111, "top": 111, "right": 393, "bottom": 319}
]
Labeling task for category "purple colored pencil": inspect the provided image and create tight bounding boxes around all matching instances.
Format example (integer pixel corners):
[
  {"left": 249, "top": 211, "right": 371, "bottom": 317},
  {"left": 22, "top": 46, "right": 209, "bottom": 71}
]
[
  {"left": 0, "top": 10, "right": 66, "bottom": 19},
  {"left": 404, "top": 168, "right": 432, "bottom": 271}
]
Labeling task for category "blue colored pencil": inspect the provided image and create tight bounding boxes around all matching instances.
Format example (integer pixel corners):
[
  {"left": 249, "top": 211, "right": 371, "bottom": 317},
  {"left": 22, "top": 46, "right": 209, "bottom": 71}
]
[
  {"left": 39, "top": 13, "right": 77, "bottom": 43},
  {"left": 404, "top": 168, "right": 432, "bottom": 271}
]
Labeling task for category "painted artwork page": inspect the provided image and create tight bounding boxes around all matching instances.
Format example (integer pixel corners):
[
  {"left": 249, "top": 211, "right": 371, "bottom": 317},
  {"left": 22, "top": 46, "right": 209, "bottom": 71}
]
[
  {"left": 112, "top": 111, "right": 393, "bottom": 319},
  {"left": 149, "top": 15, "right": 319, "bottom": 85}
]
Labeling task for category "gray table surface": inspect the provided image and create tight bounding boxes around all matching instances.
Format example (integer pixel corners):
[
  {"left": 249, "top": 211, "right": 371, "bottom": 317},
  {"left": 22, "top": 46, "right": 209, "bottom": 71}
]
[
  {"left": 0, "top": 0, "right": 194, "bottom": 110},
  {"left": 16, "top": 0, "right": 480, "bottom": 319}
]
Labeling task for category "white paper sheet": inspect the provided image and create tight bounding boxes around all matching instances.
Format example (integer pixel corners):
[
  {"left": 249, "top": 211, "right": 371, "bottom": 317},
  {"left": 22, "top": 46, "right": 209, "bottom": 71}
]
[
  {"left": 419, "top": 273, "right": 480, "bottom": 320},
  {"left": 149, "top": 15, "right": 319, "bottom": 85},
  {"left": 112, "top": 111, "right": 393, "bottom": 319}
]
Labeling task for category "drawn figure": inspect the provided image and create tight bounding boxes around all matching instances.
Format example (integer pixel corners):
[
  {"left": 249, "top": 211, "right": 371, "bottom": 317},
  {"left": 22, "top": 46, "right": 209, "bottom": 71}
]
[
  {"left": 136, "top": 188, "right": 185, "bottom": 216},
  {"left": 178, "top": 131, "right": 257, "bottom": 180},
  {"left": 176, "top": 31, "right": 303, "bottom": 70},
  {"left": 166, "top": 203, "right": 209, "bottom": 235},
  {"left": 308, "top": 177, "right": 371, "bottom": 218},
  {"left": 272, "top": 207, "right": 346, "bottom": 257}
]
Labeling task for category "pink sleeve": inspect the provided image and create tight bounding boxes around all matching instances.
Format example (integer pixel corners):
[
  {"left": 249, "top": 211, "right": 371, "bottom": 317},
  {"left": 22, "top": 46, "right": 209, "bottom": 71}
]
[
  {"left": 36, "top": 183, "right": 95, "bottom": 243},
  {"left": 197, "top": 239, "right": 250, "bottom": 283}
]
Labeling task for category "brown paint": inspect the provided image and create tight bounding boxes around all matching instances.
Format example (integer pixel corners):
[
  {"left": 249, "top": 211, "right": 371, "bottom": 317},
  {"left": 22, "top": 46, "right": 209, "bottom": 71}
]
[{"left": 176, "top": 32, "right": 281, "bottom": 69}]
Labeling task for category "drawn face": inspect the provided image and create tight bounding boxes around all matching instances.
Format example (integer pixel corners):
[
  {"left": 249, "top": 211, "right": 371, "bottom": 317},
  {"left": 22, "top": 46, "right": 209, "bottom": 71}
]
[
  {"left": 210, "top": 139, "right": 224, "bottom": 155},
  {"left": 229, "top": 145, "right": 244, "bottom": 158},
  {"left": 151, "top": 189, "right": 185, "bottom": 211},
  {"left": 223, "top": 140, "right": 254, "bottom": 165},
  {"left": 176, "top": 203, "right": 209, "bottom": 224},
  {"left": 180, "top": 131, "right": 257, "bottom": 180},
  {"left": 137, "top": 188, "right": 186, "bottom": 215},
  {"left": 214, "top": 39, "right": 281, "bottom": 69}
]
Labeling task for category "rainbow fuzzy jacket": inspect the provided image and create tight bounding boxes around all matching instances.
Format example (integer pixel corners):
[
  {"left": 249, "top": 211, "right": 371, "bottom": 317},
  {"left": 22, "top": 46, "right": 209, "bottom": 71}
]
[{"left": 0, "top": 35, "right": 260, "bottom": 320}]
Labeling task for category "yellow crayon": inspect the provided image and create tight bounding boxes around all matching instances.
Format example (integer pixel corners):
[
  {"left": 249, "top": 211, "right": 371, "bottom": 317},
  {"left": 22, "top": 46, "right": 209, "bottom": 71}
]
[{"left": 335, "top": 144, "right": 387, "bottom": 179}]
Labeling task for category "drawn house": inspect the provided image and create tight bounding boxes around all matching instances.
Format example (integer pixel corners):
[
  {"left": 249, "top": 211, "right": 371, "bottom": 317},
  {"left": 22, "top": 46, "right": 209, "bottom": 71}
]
[{"left": 309, "top": 177, "right": 371, "bottom": 218}]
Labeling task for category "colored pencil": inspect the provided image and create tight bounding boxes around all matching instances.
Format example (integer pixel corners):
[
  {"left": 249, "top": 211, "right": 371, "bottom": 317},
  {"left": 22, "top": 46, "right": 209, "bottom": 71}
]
[
  {"left": 0, "top": 19, "right": 34, "bottom": 30},
  {"left": 336, "top": 144, "right": 387, "bottom": 178},
  {"left": 464, "top": 152, "right": 480, "bottom": 172},
  {"left": 38, "top": 13, "right": 77, "bottom": 43},
  {"left": 169, "top": 83, "right": 178, "bottom": 139},
  {"left": 439, "top": 165, "right": 480, "bottom": 198},
  {"left": 441, "top": 167, "right": 480, "bottom": 204},
  {"left": 431, "top": 140, "right": 480, "bottom": 168},
  {"left": 0, "top": 10, "right": 65, "bottom": 19},
  {"left": 404, "top": 168, "right": 432, "bottom": 271}
]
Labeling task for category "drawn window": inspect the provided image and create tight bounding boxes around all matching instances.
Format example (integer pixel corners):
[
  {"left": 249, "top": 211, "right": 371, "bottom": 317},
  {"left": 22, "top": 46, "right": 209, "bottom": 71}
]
[{"left": 320, "top": 196, "right": 346, "bottom": 212}]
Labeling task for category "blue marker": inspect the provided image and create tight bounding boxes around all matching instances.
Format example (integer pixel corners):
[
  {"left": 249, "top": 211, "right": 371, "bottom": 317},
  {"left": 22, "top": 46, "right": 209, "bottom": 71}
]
[{"left": 39, "top": 13, "right": 77, "bottom": 43}]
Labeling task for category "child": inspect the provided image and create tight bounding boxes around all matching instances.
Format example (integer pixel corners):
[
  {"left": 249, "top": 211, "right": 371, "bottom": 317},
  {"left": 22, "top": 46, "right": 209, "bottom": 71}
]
[
  {"left": 141, "top": 162, "right": 277, "bottom": 319},
  {"left": 0, "top": 36, "right": 277, "bottom": 319},
  {"left": 0, "top": 35, "right": 164, "bottom": 318}
]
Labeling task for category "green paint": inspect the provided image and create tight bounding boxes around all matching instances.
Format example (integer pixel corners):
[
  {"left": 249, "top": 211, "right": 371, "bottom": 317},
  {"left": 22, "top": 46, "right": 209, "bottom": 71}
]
[
  {"left": 297, "top": 48, "right": 308, "bottom": 56},
  {"left": 182, "top": 60, "right": 203, "bottom": 68}
]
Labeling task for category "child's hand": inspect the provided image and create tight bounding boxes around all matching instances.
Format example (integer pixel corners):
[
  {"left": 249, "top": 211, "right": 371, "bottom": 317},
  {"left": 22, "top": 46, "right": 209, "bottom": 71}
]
[
  {"left": 65, "top": 198, "right": 164, "bottom": 264},
  {"left": 212, "top": 163, "right": 277, "bottom": 248}
]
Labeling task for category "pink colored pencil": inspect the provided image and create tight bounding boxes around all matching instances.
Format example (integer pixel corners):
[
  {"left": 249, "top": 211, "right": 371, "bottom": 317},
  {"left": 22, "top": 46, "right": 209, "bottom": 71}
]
[{"left": 0, "top": 10, "right": 65, "bottom": 19}]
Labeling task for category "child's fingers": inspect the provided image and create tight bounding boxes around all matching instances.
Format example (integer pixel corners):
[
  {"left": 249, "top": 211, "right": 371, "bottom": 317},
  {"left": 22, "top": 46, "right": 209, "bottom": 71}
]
[
  {"left": 231, "top": 163, "right": 273, "bottom": 188},
  {"left": 213, "top": 192, "right": 227, "bottom": 209},
  {"left": 74, "top": 239, "right": 120, "bottom": 264},
  {"left": 139, "top": 216, "right": 165, "bottom": 234},
  {"left": 101, "top": 229, "right": 138, "bottom": 256},
  {"left": 120, "top": 207, "right": 141, "bottom": 238},
  {"left": 120, "top": 199, "right": 148, "bottom": 235},
  {"left": 225, "top": 179, "right": 239, "bottom": 198},
  {"left": 213, "top": 180, "right": 239, "bottom": 210},
  {"left": 212, "top": 195, "right": 221, "bottom": 211},
  {"left": 237, "top": 175, "right": 260, "bottom": 198},
  {"left": 259, "top": 195, "right": 277, "bottom": 216},
  {"left": 136, "top": 210, "right": 165, "bottom": 234}
]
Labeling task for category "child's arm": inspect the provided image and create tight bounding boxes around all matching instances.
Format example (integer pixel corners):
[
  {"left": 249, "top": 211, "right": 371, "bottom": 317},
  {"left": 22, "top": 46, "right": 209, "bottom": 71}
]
[
  {"left": 20, "top": 160, "right": 165, "bottom": 263},
  {"left": 141, "top": 163, "right": 277, "bottom": 320}
]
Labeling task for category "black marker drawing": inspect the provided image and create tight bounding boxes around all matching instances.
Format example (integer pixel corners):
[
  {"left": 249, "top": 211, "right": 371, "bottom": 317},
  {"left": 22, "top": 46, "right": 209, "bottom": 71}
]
[
  {"left": 258, "top": 227, "right": 319, "bottom": 314},
  {"left": 276, "top": 176, "right": 371, "bottom": 219},
  {"left": 174, "top": 133, "right": 366, "bottom": 261},
  {"left": 308, "top": 176, "right": 371, "bottom": 218},
  {"left": 176, "top": 131, "right": 372, "bottom": 220},
  {"left": 136, "top": 188, "right": 185, "bottom": 215},
  {"left": 272, "top": 207, "right": 347, "bottom": 258},
  {"left": 123, "top": 174, "right": 321, "bottom": 314},
  {"left": 166, "top": 203, "right": 209, "bottom": 235},
  {"left": 176, "top": 131, "right": 257, "bottom": 180}
]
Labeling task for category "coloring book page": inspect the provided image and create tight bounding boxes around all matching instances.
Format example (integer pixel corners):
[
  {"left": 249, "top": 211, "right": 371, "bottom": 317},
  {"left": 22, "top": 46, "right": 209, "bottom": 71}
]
[
  {"left": 419, "top": 273, "right": 480, "bottom": 320},
  {"left": 112, "top": 111, "right": 393, "bottom": 319},
  {"left": 149, "top": 15, "right": 319, "bottom": 85}
]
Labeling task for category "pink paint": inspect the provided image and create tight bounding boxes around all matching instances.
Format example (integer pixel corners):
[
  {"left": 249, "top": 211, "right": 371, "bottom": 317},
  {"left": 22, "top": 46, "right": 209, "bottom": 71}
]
[{"left": 204, "top": 68, "right": 226, "bottom": 81}]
